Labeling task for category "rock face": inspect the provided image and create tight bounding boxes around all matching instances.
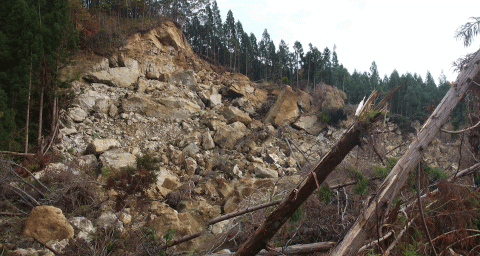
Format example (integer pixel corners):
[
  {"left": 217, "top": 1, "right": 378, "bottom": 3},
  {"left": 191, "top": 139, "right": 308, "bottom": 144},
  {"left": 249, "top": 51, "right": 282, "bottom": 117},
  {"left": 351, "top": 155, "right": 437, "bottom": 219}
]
[
  {"left": 23, "top": 206, "right": 74, "bottom": 243},
  {"left": 265, "top": 86, "right": 300, "bottom": 126}
]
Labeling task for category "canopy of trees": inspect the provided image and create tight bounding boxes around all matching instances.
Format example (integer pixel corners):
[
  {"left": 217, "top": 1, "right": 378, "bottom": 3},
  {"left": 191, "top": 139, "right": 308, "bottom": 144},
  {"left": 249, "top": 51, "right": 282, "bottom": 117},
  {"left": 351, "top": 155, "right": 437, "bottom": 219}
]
[{"left": 183, "top": 1, "right": 452, "bottom": 122}]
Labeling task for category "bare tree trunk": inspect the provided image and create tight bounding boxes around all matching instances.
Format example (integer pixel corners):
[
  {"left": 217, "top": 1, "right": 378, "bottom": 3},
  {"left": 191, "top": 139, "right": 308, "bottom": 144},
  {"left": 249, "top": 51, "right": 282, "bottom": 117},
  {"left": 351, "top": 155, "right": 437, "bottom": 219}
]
[
  {"left": 235, "top": 90, "right": 397, "bottom": 255},
  {"left": 37, "top": 75, "right": 44, "bottom": 153},
  {"left": 25, "top": 53, "right": 32, "bottom": 154},
  {"left": 329, "top": 49, "right": 480, "bottom": 256}
]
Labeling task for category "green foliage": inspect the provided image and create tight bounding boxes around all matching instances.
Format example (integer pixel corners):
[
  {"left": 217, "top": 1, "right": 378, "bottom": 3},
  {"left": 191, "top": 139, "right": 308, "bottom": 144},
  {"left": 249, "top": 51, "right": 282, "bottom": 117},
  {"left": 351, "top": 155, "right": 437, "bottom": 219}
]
[
  {"left": 163, "top": 228, "right": 177, "bottom": 243},
  {"left": 104, "top": 154, "right": 159, "bottom": 210},
  {"left": 388, "top": 113, "right": 414, "bottom": 133},
  {"left": 136, "top": 151, "right": 161, "bottom": 170},
  {"left": 349, "top": 166, "right": 368, "bottom": 195},
  {"left": 289, "top": 208, "right": 303, "bottom": 223},
  {"left": 320, "top": 109, "right": 331, "bottom": 123},
  {"left": 424, "top": 165, "right": 447, "bottom": 182},
  {"left": 318, "top": 183, "right": 333, "bottom": 204},
  {"left": 374, "top": 157, "right": 398, "bottom": 179}
]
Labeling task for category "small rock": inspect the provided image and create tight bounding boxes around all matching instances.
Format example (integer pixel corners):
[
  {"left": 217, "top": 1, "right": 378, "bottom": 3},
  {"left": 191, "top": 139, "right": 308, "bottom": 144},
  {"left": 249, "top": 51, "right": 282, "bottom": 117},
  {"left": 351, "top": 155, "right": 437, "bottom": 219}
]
[
  {"left": 202, "top": 131, "right": 215, "bottom": 150},
  {"left": 184, "top": 157, "right": 197, "bottom": 176},
  {"left": 118, "top": 213, "right": 132, "bottom": 225},
  {"left": 96, "top": 212, "right": 124, "bottom": 232}
]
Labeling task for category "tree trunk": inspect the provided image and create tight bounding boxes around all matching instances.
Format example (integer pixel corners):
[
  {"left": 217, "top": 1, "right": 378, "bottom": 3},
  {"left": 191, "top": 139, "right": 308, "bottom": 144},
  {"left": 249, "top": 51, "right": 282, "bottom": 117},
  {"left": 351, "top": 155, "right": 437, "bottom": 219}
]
[
  {"left": 25, "top": 53, "right": 32, "bottom": 154},
  {"left": 37, "top": 75, "right": 44, "bottom": 153},
  {"left": 329, "top": 49, "right": 480, "bottom": 256},
  {"left": 235, "top": 90, "right": 396, "bottom": 255}
]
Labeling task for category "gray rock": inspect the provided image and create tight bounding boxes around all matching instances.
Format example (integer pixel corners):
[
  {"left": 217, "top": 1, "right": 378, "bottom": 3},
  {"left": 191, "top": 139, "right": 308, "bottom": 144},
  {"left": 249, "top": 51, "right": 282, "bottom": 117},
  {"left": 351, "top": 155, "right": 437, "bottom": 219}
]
[
  {"left": 69, "top": 217, "right": 96, "bottom": 234},
  {"left": 99, "top": 151, "right": 136, "bottom": 170},
  {"left": 90, "top": 139, "right": 120, "bottom": 154},
  {"left": 183, "top": 143, "right": 200, "bottom": 157},
  {"left": 93, "top": 98, "right": 111, "bottom": 114},
  {"left": 84, "top": 67, "right": 140, "bottom": 88},
  {"left": 293, "top": 115, "right": 318, "bottom": 130},
  {"left": 254, "top": 166, "right": 278, "bottom": 178},
  {"left": 96, "top": 212, "right": 124, "bottom": 233},
  {"left": 213, "top": 124, "right": 245, "bottom": 149},
  {"left": 78, "top": 154, "right": 98, "bottom": 169},
  {"left": 68, "top": 107, "right": 87, "bottom": 122},
  {"left": 168, "top": 70, "right": 197, "bottom": 88},
  {"left": 202, "top": 131, "right": 215, "bottom": 150},
  {"left": 224, "top": 106, "right": 252, "bottom": 125},
  {"left": 72, "top": 90, "right": 102, "bottom": 111},
  {"left": 108, "top": 104, "right": 118, "bottom": 118}
]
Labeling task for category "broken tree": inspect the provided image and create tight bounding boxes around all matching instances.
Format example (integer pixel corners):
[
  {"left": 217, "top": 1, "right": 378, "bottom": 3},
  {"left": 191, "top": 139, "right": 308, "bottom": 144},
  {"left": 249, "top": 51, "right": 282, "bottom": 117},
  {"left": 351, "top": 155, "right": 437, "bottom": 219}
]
[
  {"left": 234, "top": 87, "right": 400, "bottom": 255},
  {"left": 329, "top": 49, "right": 480, "bottom": 255}
]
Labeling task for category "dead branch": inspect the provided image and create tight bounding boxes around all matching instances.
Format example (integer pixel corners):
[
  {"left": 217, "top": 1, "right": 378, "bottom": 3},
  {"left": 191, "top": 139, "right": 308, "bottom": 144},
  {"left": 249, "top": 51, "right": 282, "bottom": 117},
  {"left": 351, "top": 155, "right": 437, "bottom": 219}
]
[
  {"left": 330, "top": 177, "right": 381, "bottom": 190},
  {"left": 3, "top": 159, "right": 49, "bottom": 191},
  {"left": 33, "top": 236, "right": 59, "bottom": 255},
  {"left": 208, "top": 200, "right": 280, "bottom": 225},
  {"left": 3, "top": 162, "right": 46, "bottom": 197},
  {"left": 285, "top": 138, "right": 303, "bottom": 172},
  {"left": 234, "top": 90, "right": 394, "bottom": 255},
  {"left": 439, "top": 234, "right": 480, "bottom": 256},
  {"left": 384, "top": 217, "right": 416, "bottom": 255},
  {"left": 416, "top": 163, "right": 438, "bottom": 255},
  {"left": 440, "top": 118, "right": 480, "bottom": 134},
  {"left": 358, "top": 230, "right": 394, "bottom": 253},
  {"left": 0, "top": 151, "right": 35, "bottom": 157},
  {"left": 287, "top": 138, "right": 312, "bottom": 165},
  {"left": 330, "top": 49, "right": 480, "bottom": 256},
  {"left": 0, "top": 212, "right": 25, "bottom": 216},
  {"left": 158, "top": 200, "right": 281, "bottom": 250}
]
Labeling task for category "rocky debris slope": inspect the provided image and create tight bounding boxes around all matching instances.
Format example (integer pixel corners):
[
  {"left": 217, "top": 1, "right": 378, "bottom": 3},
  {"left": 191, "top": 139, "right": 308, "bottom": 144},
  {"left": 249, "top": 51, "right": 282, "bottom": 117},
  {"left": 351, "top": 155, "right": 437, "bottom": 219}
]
[{"left": 4, "top": 21, "right": 461, "bottom": 255}]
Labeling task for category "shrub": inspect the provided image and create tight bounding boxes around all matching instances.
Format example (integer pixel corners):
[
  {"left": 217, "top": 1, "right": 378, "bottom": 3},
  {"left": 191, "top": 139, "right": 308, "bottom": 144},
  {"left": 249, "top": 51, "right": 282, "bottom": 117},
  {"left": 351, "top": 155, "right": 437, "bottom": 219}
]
[
  {"left": 349, "top": 166, "right": 368, "bottom": 195},
  {"left": 104, "top": 152, "right": 159, "bottom": 210},
  {"left": 374, "top": 157, "right": 398, "bottom": 179}
]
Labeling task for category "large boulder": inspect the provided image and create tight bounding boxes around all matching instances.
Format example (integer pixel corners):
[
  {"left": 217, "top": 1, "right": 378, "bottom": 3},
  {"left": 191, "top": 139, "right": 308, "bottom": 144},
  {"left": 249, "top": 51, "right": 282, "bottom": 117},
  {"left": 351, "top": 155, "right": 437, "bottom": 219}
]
[
  {"left": 84, "top": 66, "right": 140, "bottom": 88},
  {"left": 213, "top": 123, "right": 245, "bottom": 149},
  {"left": 150, "top": 203, "right": 201, "bottom": 250},
  {"left": 23, "top": 206, "right": 74, "bottom": 243},
  {"left": 99, "top": 150, "right": 136, "bottom": 170},
  {"left": 144, "top": 60, "right": 175, "bottom": 81},
  {"left": 68, "top": 107, "right": 87, "bottom": 122},
  {"left": 122, "top": 94, "right": 168, "bottom": 117},
  {"left": 89, "top": 139, "right": 120, "bottom": 154},
  {"left": 265, "top": 86, "right": 300, "bottom": 126},
  {"left": 224, "top": 106, "right": 252, "bottom": 125},
  {"left": 72, "top": 90, "right": 102, "bottom": 111},
  {"left": 168, "top": 70, "right": 197, "bottom": 88}
]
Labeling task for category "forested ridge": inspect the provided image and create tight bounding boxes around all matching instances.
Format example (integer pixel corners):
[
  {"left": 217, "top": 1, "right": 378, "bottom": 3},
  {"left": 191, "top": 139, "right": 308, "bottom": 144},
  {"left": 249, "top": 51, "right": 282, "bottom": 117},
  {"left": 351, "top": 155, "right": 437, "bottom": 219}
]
[{"left": 0, "top": 0, "right": 465, "bottom": 154}]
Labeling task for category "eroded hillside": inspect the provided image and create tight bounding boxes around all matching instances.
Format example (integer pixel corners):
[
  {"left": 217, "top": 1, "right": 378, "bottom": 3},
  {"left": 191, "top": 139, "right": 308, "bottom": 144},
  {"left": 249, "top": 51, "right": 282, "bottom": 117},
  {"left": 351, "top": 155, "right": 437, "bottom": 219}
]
[{"left": 0, "top": 21, "right": 465, "bottom": 255}]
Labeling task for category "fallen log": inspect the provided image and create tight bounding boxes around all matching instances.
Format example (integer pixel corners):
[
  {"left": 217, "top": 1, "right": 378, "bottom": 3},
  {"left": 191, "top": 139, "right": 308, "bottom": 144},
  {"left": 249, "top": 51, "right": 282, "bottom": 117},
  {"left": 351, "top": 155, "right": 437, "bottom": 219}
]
[
  {"left": 234, "top": 88, "right": 398, "bottom": 255},
  {"left": 329, "top": 49, "right": 480, "bottom": 255},
  {"left": 211, "top": 241, "right": 335, "bottom": 255}
]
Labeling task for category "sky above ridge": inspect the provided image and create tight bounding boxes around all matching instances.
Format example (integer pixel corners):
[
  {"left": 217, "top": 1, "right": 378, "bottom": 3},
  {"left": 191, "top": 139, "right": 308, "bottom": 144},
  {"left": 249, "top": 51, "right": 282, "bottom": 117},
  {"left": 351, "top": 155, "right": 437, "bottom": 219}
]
[{"left": 216, "top": 0, "right": 479, "bottom": 84}]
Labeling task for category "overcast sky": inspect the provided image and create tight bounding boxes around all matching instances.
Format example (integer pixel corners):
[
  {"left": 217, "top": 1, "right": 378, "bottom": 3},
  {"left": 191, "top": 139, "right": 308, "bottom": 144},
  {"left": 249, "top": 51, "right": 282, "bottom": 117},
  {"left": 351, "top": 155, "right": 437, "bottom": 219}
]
[{"left": 216, "top": 0, "right": 479, "bottom": 84}]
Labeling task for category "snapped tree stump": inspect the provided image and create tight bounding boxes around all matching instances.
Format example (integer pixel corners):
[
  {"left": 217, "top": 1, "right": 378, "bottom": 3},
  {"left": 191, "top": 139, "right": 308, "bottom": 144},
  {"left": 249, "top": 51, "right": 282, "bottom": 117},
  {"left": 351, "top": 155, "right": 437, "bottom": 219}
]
[{"left": 329, "top": 49, "right": 480, "bottom": 255}]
